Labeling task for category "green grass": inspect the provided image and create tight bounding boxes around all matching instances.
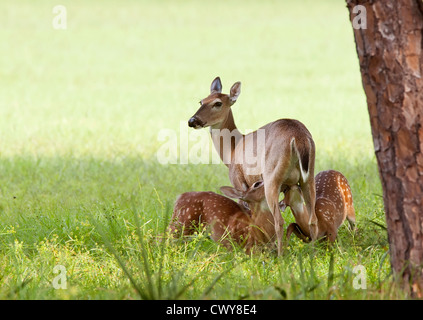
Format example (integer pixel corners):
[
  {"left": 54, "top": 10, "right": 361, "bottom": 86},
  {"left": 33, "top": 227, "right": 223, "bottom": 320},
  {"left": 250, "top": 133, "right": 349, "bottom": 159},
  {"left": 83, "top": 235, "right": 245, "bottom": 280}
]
[{"left": 0, "top": 0, "right": 405, "bottom": 299}]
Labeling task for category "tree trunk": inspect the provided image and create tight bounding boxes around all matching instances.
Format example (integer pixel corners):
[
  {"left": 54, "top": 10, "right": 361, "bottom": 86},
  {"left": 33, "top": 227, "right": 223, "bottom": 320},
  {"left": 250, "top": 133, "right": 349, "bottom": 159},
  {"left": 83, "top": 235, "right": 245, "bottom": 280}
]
[{"left": 346, "top": 0, "right": 423, "bottom": 297}]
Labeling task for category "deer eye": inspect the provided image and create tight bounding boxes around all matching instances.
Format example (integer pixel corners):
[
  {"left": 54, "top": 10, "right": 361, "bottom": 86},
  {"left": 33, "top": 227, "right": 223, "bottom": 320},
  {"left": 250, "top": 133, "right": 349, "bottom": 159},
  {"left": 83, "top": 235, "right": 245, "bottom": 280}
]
[{"left": 213, "top": 102, "right": 223, "bottom": 108}]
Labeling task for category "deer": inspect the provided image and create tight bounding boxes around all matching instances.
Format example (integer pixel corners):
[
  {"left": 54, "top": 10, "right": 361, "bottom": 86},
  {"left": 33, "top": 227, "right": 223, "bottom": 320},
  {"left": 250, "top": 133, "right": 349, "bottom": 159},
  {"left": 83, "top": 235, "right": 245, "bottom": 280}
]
[
  {"left": 188, "top": 76, "right": 318, "bottom": 255},
  {"left": 280, "top": 170, "right": 356, "bottom": 243},
  {"left": 168, "top": 181, "right": 277, "bottom": 253}
]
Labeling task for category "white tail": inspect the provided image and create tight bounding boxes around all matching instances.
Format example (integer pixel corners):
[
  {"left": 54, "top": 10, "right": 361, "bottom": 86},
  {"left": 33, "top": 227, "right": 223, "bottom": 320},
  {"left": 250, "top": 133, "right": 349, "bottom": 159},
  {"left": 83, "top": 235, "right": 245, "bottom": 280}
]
[
  {"left": 168, "top": 181, "right": 275, "bottom": 253},
  {"left": 188, "top": 77, "right": 318, "bottom": 255},
  {"left": 283, "top": 170, "right": 356, "bottom": 243}
]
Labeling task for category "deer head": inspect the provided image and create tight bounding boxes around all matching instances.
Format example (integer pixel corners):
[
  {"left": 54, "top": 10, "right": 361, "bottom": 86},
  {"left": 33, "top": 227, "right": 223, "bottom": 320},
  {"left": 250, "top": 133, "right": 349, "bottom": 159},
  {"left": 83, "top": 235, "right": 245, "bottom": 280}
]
[
  {"left": 188, "top": 77, "right": 241, "bottom": 129},
  {"left": 220, "top": 181, "right": 267, "bottom": 212}
]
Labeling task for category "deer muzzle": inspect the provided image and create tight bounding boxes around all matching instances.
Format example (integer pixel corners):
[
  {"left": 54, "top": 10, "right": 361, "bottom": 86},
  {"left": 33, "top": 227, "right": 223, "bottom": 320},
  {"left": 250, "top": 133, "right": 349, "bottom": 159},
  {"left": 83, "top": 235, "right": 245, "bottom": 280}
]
[{"left": 188, "top": 116, "right": 205, "bottom": 129}]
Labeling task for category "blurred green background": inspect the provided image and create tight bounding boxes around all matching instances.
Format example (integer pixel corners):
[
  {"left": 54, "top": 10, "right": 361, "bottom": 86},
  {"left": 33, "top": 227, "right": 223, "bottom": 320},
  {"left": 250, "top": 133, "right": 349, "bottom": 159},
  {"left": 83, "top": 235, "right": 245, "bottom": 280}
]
[
  {"left": 0, "top": 0, "right": 371, "bottom": 160},
  {"left": 0, "top": 0, "right": 390, "bottom": 300}
]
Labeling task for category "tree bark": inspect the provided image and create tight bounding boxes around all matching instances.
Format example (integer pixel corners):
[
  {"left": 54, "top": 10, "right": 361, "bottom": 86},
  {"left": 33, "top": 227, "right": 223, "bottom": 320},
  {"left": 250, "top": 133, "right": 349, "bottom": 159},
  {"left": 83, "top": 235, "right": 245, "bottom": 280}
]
[{"left": 346, "top": 0, "right": 423, "bottom": 297}]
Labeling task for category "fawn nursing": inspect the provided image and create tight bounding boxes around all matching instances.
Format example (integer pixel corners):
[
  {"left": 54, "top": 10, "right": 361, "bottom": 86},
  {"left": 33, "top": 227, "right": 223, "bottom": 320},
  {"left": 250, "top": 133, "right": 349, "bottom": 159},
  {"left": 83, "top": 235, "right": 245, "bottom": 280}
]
[
  {"left": 282, "top": 170, "right": 356, "bottom": 243},
  {"left": 169, "top": 181, "right": 276, "bottom": 253},
  {"left": 169, "top": 169, "right": 355, "bottom": 251},
  {"left": 170, "top": 77, "right": 356, "bottom": 254}
]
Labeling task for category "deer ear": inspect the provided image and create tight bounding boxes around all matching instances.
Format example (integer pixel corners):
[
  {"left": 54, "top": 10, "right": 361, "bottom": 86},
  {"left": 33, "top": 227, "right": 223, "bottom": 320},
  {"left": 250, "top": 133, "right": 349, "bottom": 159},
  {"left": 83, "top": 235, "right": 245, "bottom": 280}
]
[
  {"left": 229, "top": 82, "right": 241, "bottom": 104},
  {"left": 210, "top": 77, "right": 222, "bottom": 94},
  {"left": 220, "top": 186, "right": 243, "bottom": 199}
]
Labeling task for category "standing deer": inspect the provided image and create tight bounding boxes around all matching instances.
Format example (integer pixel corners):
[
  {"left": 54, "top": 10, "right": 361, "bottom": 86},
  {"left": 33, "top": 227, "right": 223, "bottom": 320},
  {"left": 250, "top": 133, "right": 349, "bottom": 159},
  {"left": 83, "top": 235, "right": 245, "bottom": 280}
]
[
  {"left": 281, "top": 170, "right": 356, "bottom": 243},
  {"left": 188, "top": 77, "right": 317, "bottom": 255},
  {"left": 169, "top": 181, "right": 276, "bottom": 253}
]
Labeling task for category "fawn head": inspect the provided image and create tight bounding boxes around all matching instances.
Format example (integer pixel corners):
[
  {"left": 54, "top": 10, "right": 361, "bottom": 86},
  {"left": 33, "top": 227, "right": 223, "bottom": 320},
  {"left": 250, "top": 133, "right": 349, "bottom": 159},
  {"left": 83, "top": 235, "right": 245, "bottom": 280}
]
[
  {"left": 188, "top": 77, "right": 241, "bottom": 129},
  {"left": 220, "top": 181, "right": 266, "bottom": 211}
]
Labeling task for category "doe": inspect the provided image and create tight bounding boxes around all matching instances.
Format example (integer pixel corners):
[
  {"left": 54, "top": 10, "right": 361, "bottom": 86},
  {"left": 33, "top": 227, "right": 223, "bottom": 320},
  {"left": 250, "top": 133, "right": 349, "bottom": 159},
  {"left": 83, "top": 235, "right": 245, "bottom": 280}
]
[{"left": 188, "top": 77, "right": 317, "bottom": 255}]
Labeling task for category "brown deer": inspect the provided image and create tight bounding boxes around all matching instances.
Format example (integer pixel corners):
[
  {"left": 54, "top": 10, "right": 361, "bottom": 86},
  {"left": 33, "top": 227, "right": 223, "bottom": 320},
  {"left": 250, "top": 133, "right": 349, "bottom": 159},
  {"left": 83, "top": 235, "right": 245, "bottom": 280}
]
[
  {"left": 281, "top": 170, "right": 356, "bottom": 243},
  {"left": 168, "top": 181, "right": 276, "bottom": 253},
  {"left": 188, "top": 77, "right": 317, "bottom": 255}
]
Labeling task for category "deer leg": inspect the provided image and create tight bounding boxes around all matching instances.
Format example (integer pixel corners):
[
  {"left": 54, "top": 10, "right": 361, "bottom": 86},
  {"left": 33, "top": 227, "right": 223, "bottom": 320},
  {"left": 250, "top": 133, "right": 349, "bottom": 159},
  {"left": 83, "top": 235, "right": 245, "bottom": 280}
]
[
  {"left": 300, "top": 176, "right": 318, "bottom": 241},
  {"left": 346, "top": 207, "right": 356, "bottom": 231},
  {"left": 286, "top": 223, "right": 295, "bottom": 242},
  {"left": 264, "top": 180, "right": 285, "bottom": 256}
]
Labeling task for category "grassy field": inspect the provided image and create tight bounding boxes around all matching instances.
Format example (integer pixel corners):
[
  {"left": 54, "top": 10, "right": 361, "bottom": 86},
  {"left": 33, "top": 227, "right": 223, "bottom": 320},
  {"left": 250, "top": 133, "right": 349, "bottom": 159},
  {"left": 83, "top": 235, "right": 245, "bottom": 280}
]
[{"left": 0, "top": 0, "right": 405, "bottom": 299}]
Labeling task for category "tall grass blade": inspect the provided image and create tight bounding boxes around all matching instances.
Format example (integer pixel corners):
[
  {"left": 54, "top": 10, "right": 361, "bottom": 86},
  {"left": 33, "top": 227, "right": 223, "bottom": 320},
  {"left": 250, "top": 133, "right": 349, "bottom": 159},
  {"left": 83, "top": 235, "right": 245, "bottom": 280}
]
[
  {"left": 131, "top": 200, "right": 156, "bottom": 299},
  {"left": 91, "top": 215, "right": 147, "bottom": 299},
  {"left": 327, "top": 251, "right": 335, "bottom": 290}
]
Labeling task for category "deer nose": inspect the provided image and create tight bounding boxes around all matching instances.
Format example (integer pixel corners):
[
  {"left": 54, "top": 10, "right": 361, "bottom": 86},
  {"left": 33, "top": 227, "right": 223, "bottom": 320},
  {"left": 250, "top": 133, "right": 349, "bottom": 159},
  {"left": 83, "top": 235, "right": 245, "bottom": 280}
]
[{"left": 188, "top": 117, "right": 202, "bottom": 128}]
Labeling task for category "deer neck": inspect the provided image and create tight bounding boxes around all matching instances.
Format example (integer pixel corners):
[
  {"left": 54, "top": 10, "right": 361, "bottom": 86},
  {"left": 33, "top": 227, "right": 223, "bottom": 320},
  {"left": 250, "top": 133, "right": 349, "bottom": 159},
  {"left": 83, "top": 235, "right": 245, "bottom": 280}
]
[
  {"left": 251, "top": 201, "right": 274, "bottom": 240},
  {"left": 209, "top": 109, "right": 244, "bottom": 166},
  {"left": 252, "top": 202, "right": 271, "bottom": 223}
]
